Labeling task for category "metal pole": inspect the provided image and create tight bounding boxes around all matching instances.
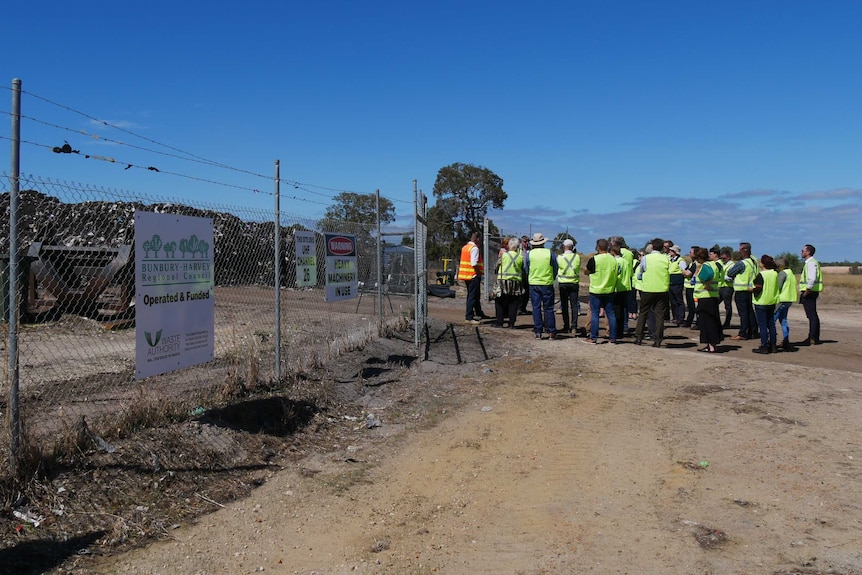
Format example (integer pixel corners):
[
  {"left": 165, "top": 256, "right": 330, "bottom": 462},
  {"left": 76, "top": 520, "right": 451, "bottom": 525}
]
[
  {"left": 375, "top": 189, "right": 382, "bottom": 329},
  {"left": 413, "top": 180, "right": 420, "bottom": 355},
  {"left": 482, "top": 217, "right": 489, "bottom": 302},
  {"left": 274, "top": 160, "right": 282, "bottom": 381},
  {"left": 8, "top": 78, "right": 22, "bottom": 474}
]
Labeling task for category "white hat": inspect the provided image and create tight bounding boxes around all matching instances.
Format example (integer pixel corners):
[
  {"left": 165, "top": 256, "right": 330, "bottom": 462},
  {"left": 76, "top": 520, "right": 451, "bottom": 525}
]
[
  {"left": 563, "top": 238, "right": 574, "bottom": 248},
  {"left": 530, "top": 233, "right": 547, "bottom": 247}
]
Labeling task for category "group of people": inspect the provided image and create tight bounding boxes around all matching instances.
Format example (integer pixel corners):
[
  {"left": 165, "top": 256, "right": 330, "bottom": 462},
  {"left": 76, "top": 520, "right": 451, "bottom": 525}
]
[{"left": 458, "top": 232, "right": 824, "bottom": 354}]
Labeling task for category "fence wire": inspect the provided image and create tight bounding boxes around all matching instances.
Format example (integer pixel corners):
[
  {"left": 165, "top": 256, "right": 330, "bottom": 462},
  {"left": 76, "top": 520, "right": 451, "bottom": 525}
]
[{"left": 1, "top": 173, "right": 418, "bottom": 468}]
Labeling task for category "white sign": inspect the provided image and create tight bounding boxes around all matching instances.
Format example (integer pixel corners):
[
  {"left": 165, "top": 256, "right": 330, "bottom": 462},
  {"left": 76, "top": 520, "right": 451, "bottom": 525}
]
[
  {"left": 135, "top": 211, "right": 215, "bottom": 379},
  {"left": 294, "top": 230, "right": 317, "bottom": 288},
  {"left": 324, "top": 232, "right": 358, "bottom": 302}
]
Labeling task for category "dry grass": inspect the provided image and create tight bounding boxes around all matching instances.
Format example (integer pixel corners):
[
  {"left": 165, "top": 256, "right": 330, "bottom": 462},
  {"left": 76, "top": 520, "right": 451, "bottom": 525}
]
[{"left": 820, "top": 273, "right": 862, "bottom": 305}]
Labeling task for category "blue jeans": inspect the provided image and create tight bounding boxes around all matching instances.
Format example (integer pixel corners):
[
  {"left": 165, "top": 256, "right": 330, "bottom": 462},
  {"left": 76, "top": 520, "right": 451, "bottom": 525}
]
[
  {"left": 589, "top": 292, "right": 617, "bottom": 341},
  {"left": 774, "top": 302, "right": 792, "bottom": 341},
  {"left": 530, "top": 285, "right": 556, "bottom": 335},
  {"left": 754, "top": 304, "right": 776, "bottom": 348}
]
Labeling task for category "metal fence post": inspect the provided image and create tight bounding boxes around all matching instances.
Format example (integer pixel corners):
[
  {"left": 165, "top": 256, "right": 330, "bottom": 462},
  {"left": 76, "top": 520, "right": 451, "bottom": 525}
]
[
  {"left": 274, "top": 160, "right": 282, "bottom": 381},
  {"left": 8, "top": 78, "right": 22, "bottom": 473},
  {"left": 482, "top": 217, "right": 489, "bottom": 302},
  {"left": 376, "top": 189, "right": 382, "bottom": 329}
]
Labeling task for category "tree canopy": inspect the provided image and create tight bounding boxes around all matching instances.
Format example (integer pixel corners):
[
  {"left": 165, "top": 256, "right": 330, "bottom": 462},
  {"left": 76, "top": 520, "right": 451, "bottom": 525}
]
[
  {"left": 432, "top": 162, "right": 506, "bottom": 243},
  {"left": 322, "top": 192, "right": 395, "bottom": 227}
]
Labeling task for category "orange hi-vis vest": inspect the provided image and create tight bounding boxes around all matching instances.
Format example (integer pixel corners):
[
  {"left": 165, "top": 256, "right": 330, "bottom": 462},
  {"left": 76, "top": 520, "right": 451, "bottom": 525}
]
[{"left": 458, "top": 241, "right": 483, "bottom": 280}]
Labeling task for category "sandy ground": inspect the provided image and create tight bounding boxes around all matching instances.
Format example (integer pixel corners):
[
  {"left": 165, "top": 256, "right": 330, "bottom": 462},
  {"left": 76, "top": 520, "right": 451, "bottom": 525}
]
[{"left": 90, "top": 295, "right": 862, "bottom": 575}]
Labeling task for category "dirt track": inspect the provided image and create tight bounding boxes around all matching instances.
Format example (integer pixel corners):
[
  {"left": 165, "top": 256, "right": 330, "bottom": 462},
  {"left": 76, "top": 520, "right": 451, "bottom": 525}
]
[{"left": 91, "top": 295, "right": 862, "bottom": 575}]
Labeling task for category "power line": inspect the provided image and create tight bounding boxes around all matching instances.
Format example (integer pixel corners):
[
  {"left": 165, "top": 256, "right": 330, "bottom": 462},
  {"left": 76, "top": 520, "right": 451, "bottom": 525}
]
[
  {"left": 2, "top": 87, "right": 418, "bottom": 208},
  {"left": 0, "top": 108, "right": 271, "bottom": 179}
]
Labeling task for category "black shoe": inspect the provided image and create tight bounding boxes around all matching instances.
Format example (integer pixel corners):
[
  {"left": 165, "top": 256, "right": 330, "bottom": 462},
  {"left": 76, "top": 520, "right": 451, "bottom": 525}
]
[
  {"left": 652, "top": 340, "right": 662, "bottom": 348},
  {"left": 752, "top": 346, "right": 770, "bottom": 354}
]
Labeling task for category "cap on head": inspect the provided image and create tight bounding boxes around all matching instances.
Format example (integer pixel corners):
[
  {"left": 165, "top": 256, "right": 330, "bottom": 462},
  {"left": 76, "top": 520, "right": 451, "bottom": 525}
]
[{"left": 669, "top": 245, "right": 681, "bottom": 255}]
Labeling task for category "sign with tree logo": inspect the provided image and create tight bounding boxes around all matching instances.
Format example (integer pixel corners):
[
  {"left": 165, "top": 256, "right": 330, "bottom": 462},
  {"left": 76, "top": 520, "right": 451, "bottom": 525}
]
[
  {"left": 324, "top": 232, "right": 357, "bottom": 302},
  {"left": 135, "top": 211, "right": 214, "bottom": 379}
]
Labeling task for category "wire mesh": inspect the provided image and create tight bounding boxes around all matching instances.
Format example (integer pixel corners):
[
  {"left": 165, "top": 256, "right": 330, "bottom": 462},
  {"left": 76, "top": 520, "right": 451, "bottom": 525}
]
[{"left": 1, "top": 173, "right": 416, "bottom": 462}]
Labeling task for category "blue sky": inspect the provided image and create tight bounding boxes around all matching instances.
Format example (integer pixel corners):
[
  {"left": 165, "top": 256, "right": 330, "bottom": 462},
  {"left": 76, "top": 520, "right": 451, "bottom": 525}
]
[{"left": 3, "top": 1, "right": 861, "bottom": 261}]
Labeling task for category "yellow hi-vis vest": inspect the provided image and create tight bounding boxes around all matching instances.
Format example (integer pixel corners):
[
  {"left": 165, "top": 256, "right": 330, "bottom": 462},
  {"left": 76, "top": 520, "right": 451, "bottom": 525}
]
[
  {"left": 754, "top": 269, "right": 779, "bottom": 306},
  {"left": 615, "top": 248, "right": 634, "bottom": 292},
  {"left": 557, "top": 252, "right": 580, "bottom": 284},
  {"left": 640, "top": 251, "right": 670, "bottom": 293},
  {"left": 527, "top": 248, "right": 555, "bottom": 286},
  {"left": 693, "top": 261, "right": 719, "bottom": 300},
  {"left": 800, "top": 257, "right": 823, "bottom": 292},
  {"left": 589, "top": 253, "right": 619, "bottom": 294},
  {"left": 778, "top": 269, "right": 797, "bottom": 303},
  {"left": 733, "top": 256, "right": 758, "bottom": 292},
  {"left": 457, "top": 241, "right": 483, "bottom": 281},
  {"left": 498, "top": 251, "right": 522, "bottom": 281}
]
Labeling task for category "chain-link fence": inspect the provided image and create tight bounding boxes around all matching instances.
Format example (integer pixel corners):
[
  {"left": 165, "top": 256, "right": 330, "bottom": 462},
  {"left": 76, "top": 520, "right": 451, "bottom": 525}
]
[{"left": 1, "top": 174, "right": 419, "bottom": 471}]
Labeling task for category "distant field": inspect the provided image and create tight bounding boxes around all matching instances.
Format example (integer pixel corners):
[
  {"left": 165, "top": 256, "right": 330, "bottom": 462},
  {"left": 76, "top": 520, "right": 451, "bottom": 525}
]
[
  {"left": 822, "top": 266, "right": 852, "bottom": 274},
  {"left": 820, "top": 273, "right": 862, "bottom": 305}
]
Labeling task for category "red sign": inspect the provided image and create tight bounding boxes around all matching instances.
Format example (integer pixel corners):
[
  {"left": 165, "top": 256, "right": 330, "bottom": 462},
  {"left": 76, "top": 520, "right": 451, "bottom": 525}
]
[{"left": 326, "top": 235, "right": 355, "bottom": 256}]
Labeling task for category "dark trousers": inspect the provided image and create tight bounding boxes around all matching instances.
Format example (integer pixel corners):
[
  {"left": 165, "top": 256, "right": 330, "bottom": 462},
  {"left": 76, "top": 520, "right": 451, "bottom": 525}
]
[
  {"left": 801, "top": 291, "right": 820, "bottom": 342},
  {"left": 755, "top": 304, "right": 777, "bottom": 348},
  {"left": 494, "top": 294, "right": 520, "bottom": 328},
  {"left": 530, "top": 285, "right": 556, "bottom": 335},
  {"left": 669, "top": 282, "right": 685, "bottom": 323},
  {"left": 734, "top": 290, "right": 756, "bottom": 337},
  {"left": 636, "top": 291, "right": 668, "bottom": 342},
  {"left": 465, "top": 276, "right": 483, "bottom": 320},
  {"left": 697, "top": 297, "right": 723, "bottom": 346},
  {"left": 719, "top": 286, "right": 734, "bottom": 327},
  {"left": 613, "top": 290, "right": 631, "bottom": 339},
  {"left": 558, "top": 282, "right": 579, "bottom": 332},
  {"left": 684, "top": 288, "right": 697, "bottom": 326}
]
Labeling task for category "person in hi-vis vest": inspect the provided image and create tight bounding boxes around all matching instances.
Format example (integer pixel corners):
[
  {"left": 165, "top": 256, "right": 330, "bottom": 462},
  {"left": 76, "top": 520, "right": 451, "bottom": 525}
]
[
  {"left": 556, "top": 238, "right": 581, "bottom": 335},
  {"left": 725, "top": 242, "right": 759, "bottom": 341},
  {"left": 524, "top": 233, "right": 558, "bottom": 339},
  {"left": 458, "top": 231, "right": 486, "bottom": 324},
  {"left": 799, "top": 243, "right": 823, "bottom": 345}
]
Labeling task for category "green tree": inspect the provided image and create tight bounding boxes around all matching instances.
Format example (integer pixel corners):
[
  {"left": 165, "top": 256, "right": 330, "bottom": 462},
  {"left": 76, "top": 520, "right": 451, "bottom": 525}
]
[
  {"left": 426, "top": 201, "right": 458, "bottom": 261},
  {"left": 776, "top": 251, "right": 803, "bottom": 274},
  {"left": 322, "top": 191, "right": 395, "bottom": 227},
  {"left": 432, "top": 162, "right": 506, "bottom": 243},
  {"left": 553, "top": 231, "right": 577, "bottom": 252}
]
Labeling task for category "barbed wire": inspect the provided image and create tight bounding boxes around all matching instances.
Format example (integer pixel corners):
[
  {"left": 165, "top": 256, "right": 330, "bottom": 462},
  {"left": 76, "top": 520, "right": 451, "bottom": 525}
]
[
  {"left": 1, "top": 108, "right": 272, "bottom": 179},
  {"left": 1, "top": 86, "right": 417, "bottom": 207},
  {"left": 0, "top": 134, "right": 331, "bottom": 206}
]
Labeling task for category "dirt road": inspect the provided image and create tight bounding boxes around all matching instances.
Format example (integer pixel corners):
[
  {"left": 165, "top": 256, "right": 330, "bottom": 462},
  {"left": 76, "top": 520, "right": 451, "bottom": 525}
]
[{"left": 93, "top": 297, "right": 862, "bottom": 575}]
